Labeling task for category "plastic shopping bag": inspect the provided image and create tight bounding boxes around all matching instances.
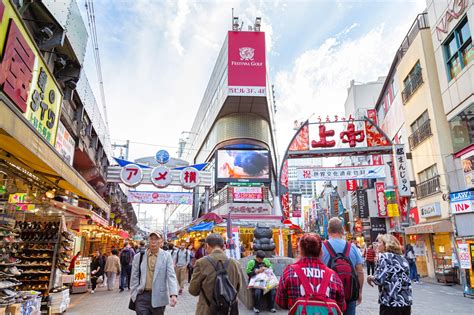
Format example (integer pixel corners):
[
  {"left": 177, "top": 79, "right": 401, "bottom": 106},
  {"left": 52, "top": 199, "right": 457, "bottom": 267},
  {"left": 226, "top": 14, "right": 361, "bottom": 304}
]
[
  {"left": 264, "top": 269, "right": 279, "bottom": 294},
  {"left": 248, "top": 272, "right": 268, "bottom": 289}
]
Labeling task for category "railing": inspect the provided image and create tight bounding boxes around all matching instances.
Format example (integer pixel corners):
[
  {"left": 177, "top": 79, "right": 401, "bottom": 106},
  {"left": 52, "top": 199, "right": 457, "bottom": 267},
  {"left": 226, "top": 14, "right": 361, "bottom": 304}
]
[
  {"left": 415, "top": 176, "right": 441, "bottom": 199},
  {"left": 408, "top": 120, "right": 432, "bottom": 149},
  {"left": 402, "top": 68, "right": 424, "bottom": 103},
  {"left": 396, "top": 13, "right": 429, "bottom": 60}
]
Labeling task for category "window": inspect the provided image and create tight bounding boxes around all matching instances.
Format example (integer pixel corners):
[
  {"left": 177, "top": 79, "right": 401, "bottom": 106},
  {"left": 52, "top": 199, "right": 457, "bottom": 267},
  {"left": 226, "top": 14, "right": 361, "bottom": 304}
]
[
  {"left": 410, "top": 111, "right": 429, "bottom": 133},
  {"left": 444, "top": 18, "right": 473, "bottom": 80},
  {"left": 418, "top": 164, "right": 438, "bottom": 183},
  {"left": 449, "top": 103, "right": 474, "bottom": 152},
  {"left": 402, "top": 61, "right": 423, "bottom": 103}
]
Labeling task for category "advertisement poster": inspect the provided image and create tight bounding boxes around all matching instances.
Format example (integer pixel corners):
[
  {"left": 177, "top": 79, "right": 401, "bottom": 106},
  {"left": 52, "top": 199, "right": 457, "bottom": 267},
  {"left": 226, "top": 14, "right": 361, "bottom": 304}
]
[
  {"left": 297, "top": 165, "right": 385, "bottom": 181},
  {"left": 73, "top": 257, "right": 90, "bottom": 288},
  {"left": 217, "top": 150, "right": 269, "bottom": 182},
  {"left": 127, "top": 191, "right": 193, "bottom": 205},
  {"left": 457, "top": 243, "right": 472, "bottom": 269},
  {"left": 55, "top": 121, "right": 76, "bottom": 165},
  {"left": 370, "top": 217, "right": 387, "bottom": 242},
  {"left": 291, "top": 194, "right": 302, "bottom": 218},
  {"left": 461, "top": 149, "right": 474, "bottom": 188},
  {"left": 227, "top": 31, "right": 266, "bottom": 96},
  {"left": 232, "top": 187, "right": 263, "bottom": 202},
  {"left": 376, "top": 182, "right": 388, "bottom": 217},
  {"left": 356, "top": 189, "right": 369, "bottom": 218}
]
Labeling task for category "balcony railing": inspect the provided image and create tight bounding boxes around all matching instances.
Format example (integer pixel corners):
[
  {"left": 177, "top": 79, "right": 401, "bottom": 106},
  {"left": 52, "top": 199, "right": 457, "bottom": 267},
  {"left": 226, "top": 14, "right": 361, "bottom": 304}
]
[
  {"left": 415, "top": 176, "right": 441, "bottom": 199},
  {"left": 402, "top": 68, "right": 424, "bottom": 103},
  {"left": 408, "top": 120, "right": 432, "bottom": 149}
]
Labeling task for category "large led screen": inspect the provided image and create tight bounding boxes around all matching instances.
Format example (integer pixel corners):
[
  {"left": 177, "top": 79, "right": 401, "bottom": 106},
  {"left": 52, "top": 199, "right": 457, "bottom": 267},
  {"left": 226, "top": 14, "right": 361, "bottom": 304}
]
[{"left": 216, "top": 150, "right": 270, "bottom": 182}]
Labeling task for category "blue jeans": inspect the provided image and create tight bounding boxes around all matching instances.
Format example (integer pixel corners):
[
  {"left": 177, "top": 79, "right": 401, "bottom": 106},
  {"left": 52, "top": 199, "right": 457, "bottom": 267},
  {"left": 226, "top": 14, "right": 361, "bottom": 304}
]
[
  {"left": 119, "top": 264, "right": 132, "bottom": 289},
  {"left": 409, "top": 262, "right": 419, "bottom": 282},
  {"left": 253, "top": 288, "right": 276, "bottom": 310},
  {"left": 344, "top": 300, "right": 356, "bottom": 315}
]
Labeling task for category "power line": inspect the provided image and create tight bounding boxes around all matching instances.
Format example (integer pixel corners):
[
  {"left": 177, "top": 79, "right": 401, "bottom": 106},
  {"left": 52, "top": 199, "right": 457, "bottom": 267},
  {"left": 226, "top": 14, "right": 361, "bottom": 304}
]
[{"left": 85, "top": 0, "right": 110, "bottom": 131}]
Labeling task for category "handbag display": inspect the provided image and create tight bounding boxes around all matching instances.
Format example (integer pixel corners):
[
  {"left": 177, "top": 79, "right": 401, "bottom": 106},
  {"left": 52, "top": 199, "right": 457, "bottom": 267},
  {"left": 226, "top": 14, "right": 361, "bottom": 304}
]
[{"left": 128, "top": 252, "right": 145, "bottom": 311}]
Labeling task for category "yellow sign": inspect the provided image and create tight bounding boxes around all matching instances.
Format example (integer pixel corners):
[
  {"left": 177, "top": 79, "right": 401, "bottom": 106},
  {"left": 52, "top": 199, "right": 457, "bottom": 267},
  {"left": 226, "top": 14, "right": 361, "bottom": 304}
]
[
  {"left": 387, "top": 203, "right": 400, "bottom": 217},
  {"left": 213, "top": 227, "right": 226, "bottom": 233},
  {"left": 8, "top": 193, "right": 27, "bottom": 204},
  {"left": 0, "top": 0, "right": 63, "bottom": 146}
]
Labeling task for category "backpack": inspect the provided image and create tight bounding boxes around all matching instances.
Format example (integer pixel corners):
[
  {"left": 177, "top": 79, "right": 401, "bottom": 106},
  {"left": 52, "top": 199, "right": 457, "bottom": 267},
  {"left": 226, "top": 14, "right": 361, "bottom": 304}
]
[
  {"left": 202, "top": 256, "right": 238, "bottom": 315},
  {"left": 289, "top": 264, "right": 342, "bottom": 315},
  {"left": 324, "top": 241, "right": 360, "bottom": 302},
  {"left": 120, "top": 248, "right": 131, "bottom": 266}
]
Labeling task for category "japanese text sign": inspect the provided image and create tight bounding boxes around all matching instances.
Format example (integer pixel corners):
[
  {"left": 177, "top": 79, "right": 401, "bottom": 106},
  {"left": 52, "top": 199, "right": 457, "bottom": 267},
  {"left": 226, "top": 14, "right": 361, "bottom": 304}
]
[
  {"left": 370, "top": 217, "right": 387, "bottom": 242},
  {"left": 127, "top": 191, "right": 193, "bottom": 205},
  {"left": 346, "top": 180, "right": 357, "bottom": 191},
  {"left": 232, "top": 187, "right": 263, "bottom": 202},
  {"left": 457, "top": 243, "right": 472, "bottom": 269},
  {"left": 0, "top": 1, "right": 63, "bottom": 145},
  {"left": 73, "top": 258, "right": 90, "bottom": 288},
  {"left": 393, "top": 145, "right": 411, "bottom": 196},
  {"left": 227, "top": 31, "right": 266, "bottom": 97},
  {"left": 180, "top": 167, "right": 200, "bottom": 189},
  {"left": 309, "top": 122, "right": 366, "bottom": 149},
  {"left": 150, "top": 166, "right": 172, "bottom": 188},
  {"left": 376, "top": 182, "right": 388, "bottom": 217},
  {"left": 297, "top": 165, "right": 385, "bottom": 181},
  {"left": 120, "top": 164, "right": 143, "bottom": 187},
  {"left": 356, "top": 189, "right": 369, "bottom": 218}
]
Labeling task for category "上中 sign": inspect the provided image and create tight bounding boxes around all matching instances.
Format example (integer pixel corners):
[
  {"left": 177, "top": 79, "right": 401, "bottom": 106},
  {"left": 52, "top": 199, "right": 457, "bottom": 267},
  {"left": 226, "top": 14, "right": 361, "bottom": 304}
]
[
  {"left": 393, "top": 145, "right": 411, "bottom": 197},
  {"left": 150, "top": 166, "right": 172, "bottom": 188},
  {"left": 376, "top": 182, "right": 388, "bottom": 217},
  {"left": 457, "top": 243, "right": 472, "bottom": 269},
  {"left": 127, "top": 191, "right": 193, "bottom": 205},
  {"left": 120, "top": 164, "right": 143, "bottom": 187},
  {"left": 180, "top": 167, "right": 200, "bottom": 189},
  {"left": 297, "top": 165, "right": 385, "bottom": 181},
  {"left": 420, "top": 202, "right": 442, "bottom": 218},
  {"left": 232, "top": 187, "right": 263, "bottom": 202},
  {"left": 356, "top": 189, "right": 369, "bottom": 218},
  {"left": 0, "top": 2, "right": 63, "bottom": 146}
]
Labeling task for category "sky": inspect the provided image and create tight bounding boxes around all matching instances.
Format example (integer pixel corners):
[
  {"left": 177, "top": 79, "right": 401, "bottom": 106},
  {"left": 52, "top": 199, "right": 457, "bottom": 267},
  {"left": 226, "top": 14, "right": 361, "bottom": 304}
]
[{"left": 77, "top": 0, "right": 427, "bottom": 225}]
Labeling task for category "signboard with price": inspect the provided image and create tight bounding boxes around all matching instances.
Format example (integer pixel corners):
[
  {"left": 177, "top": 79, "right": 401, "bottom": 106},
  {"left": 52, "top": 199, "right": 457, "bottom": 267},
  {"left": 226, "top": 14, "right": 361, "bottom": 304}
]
[
  {"left": 457, "top": 242, "right": 472, "bottom": 269},
  {"left": 73, "top": 257, "right": 90, "bottom": 288}
]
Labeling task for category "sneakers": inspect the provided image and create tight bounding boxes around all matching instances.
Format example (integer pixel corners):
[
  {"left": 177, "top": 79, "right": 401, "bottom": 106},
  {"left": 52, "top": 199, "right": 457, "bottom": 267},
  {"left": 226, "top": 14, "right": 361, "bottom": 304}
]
[
  {"left": 90, "top": 290, "right": 94, "bottom": 294},
  {"left": 253, "top": 308, "right": 260, "bottom": 313},
  {"left": 270, "top": 308, "right": 277, "bottom": 313},
  {"left": 178, "top": 288, "right": 183, "bottom": 295}
]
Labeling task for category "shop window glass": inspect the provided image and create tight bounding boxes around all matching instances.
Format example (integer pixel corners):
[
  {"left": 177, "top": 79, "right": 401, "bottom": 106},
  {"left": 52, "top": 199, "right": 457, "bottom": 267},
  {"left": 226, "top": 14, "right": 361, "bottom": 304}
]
[
  {"left": 444, "top": 18, "right": 472, "bottom": 80},
  {"left": 449, "top": 103, "right": 474, "bottom": 153}
]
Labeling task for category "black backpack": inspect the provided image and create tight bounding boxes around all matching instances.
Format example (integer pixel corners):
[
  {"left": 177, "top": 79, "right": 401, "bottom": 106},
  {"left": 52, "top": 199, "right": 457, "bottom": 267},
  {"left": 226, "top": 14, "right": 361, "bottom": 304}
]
[
  {"left": 203, "top": 256, "right": 238, "bottom": 315},
  {"left": 120, "top": 249, "right": 131, "bottom": 266}
]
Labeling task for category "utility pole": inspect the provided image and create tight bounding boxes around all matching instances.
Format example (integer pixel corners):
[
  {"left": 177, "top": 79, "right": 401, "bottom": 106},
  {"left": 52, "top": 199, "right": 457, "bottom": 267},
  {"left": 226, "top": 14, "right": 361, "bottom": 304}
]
[{"left": 112, "top": 140, "right": 130, "bottom": 160}]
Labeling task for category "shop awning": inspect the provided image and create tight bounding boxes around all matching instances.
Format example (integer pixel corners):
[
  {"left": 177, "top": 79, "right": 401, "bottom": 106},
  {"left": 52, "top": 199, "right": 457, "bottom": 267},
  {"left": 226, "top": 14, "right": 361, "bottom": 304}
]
[
  {"left": 50, "top": 200, "right": 91, "bottom": 217},
  {"left": 0, "top": 101, "right": 110, "bottom": 212},
  {"left": 188, "top": 221, "right": 214, "bottom": 232},
  {"left": 404, "top": 219, "right": 453, "bottom": 235}
]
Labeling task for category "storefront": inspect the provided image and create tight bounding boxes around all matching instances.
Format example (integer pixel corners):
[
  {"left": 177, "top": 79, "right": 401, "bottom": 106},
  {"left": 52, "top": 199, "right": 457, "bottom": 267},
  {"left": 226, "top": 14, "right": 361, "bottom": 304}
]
[{"left": 405, "top": 219, "right": 456, "bottom": 281}]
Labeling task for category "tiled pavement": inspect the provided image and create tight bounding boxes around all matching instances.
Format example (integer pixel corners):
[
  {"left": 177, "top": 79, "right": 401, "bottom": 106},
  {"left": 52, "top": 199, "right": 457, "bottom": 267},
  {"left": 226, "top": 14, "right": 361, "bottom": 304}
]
[{"left": 67, "top": 277, "right": 474, "bottom": 315}]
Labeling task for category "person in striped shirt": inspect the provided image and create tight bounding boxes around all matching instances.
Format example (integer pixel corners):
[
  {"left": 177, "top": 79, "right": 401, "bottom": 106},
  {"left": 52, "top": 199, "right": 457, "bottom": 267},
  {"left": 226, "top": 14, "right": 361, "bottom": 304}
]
[{"left": 364, "top": 244, "right": 376, "bottom": 276}]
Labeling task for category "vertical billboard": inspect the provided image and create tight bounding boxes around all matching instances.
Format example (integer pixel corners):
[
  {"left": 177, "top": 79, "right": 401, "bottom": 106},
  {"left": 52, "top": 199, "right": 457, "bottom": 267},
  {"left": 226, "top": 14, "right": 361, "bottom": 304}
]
[
  {"left": 0, "top": 0, "right": 63, "bottom": 146},
  {"left": 291, "top": 193, "right": 302, "bottom": 218},
  {"left": 227, "top": 31, "right": 266, "bottom": 97}
]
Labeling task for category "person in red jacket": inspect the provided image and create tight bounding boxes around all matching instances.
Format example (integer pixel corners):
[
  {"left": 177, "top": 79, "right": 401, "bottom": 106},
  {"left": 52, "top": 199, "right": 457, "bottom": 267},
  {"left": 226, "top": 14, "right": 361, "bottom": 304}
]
[{"left": 276, "top": 233, "right": 346, "bottom": 312}]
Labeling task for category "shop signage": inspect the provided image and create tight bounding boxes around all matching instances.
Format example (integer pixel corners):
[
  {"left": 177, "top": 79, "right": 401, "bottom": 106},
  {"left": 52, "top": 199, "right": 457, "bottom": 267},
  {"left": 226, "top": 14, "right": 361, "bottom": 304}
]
[
  {"left": 297, "top": 165, "right": 385, "bottom": 181},
  {"left": 346, "top": 180, "right": 357, "bottom": 191},
  {"left": 370, "top": 217, "right": 387, "bottom": 242},
  {"left": 179, "top": 167, "right": 200, "bottom": 189},
  {"left": 457, "top": 243, "right": 472, "bottom": 269},
  {"left": 376, "top": 182, "right": 388, "bottom": 217},
  {"left": 393, "top": 145, "right": 411, "bottom": 196},
  {"left": 420, "top": 202, "right": 442, "bottom": 218},
  {"left": 371, "top": 155, "right": 383, "bottom": 165},
  {"left": 309, "top": 122, "right": 366, "bottom": 149},
  {"left": 450, "top": 190, "right": 474, "bottom": 214},
  {"left": 435, "top": 0, "right": 467, "bottom": 41},
  {"left": 150, "top": 166, "right": 172, "bottom": 188},
  {"left": 232, "top": 187, "right": 263, "bottom": 202},
  {"left": 91, "top": 212, "right": 108, "bottom": 227},
  {"left": 55, "top": 121, "right": 75, "bottom": 165},
  {"left": 291, "top": 193, "right": 302, "bottom": 218},
  {"left": 73, "top": 257, "right": 90, "bottom": 288},
  {"left": 120, "top": 164, "right": 143, "bottom": 187},
  {"left": 385, "top": 190, "right": 400, "bottom": 217},
  {"left": 366, "top": 109, "right": 389, "bottom": 147},
  {"left": 8, "top": 193, "right": 28, "bottom": 204},
  {"left": 0, "top": 2, "right": 63, "bottom": 146},
  {"left": 215, "top": 203, "right": 271, "bottom": 216},
  {"left": 356, "top": 189, "right": 369, "bottom": 218},
  {"left": 460, "top": 149, "right": 473, "bottom": 188},
  {"left": 127, "top": 191, "right": 193, "bottom": 205},
  {"left": 227, "top": 31, "right": 266, "bottom": 97}
]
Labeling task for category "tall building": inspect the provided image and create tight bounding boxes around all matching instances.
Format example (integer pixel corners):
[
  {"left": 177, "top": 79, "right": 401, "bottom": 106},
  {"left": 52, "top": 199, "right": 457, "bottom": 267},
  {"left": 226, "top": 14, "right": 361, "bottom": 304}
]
[
  {"left": 426, "top": 0, "right": 474, "bottom": 289},
  {"left": 184, "top": 18, "right": 279, "bottom": 223}
]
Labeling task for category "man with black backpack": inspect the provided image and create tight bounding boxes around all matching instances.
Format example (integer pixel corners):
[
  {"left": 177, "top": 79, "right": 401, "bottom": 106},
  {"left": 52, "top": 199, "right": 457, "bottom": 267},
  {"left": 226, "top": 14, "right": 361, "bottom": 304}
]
[
  {"left": 119, "top": 242, "right": 136, "bottom": 292},
  {"left": 322, "top": 218, "right": 364, "bottom": 315},
  {"left": 189, "top": 233, "right": 241, "bottom": 315}
]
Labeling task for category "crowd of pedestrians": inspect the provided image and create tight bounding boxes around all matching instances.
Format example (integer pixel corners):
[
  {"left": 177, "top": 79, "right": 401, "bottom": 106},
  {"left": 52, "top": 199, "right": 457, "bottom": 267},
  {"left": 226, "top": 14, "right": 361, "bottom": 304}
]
[{"left": 83, "top": 216, "right": 421, "bottom": 315}]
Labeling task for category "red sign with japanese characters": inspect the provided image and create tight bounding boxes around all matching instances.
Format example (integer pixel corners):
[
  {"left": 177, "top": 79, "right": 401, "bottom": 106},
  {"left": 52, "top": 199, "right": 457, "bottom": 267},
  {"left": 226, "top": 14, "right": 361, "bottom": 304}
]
[
  {"left": 227, "top": 31, "right": 266, "bottom": 96},
  {"left": 346, "top": 180, "right": 357, "bottom": 191}
]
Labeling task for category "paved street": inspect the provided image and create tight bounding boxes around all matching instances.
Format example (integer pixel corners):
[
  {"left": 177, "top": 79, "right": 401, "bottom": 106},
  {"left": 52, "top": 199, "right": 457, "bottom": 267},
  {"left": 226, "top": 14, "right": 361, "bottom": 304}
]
[{"left": 67, "top": 278, "right": 474, "bottom": 314}]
